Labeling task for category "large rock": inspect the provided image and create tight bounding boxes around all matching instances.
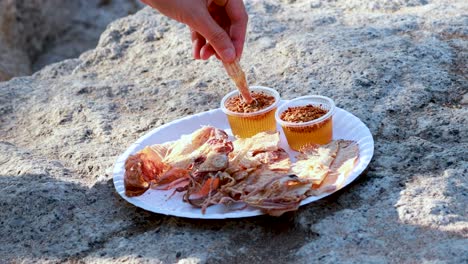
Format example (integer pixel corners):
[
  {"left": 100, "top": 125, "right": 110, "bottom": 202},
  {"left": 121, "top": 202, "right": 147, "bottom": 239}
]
[
  {"left": 0, "top": 0, "right": 142, "bottom": 81},
  {"left": 0, "top": 0, "right": 71, "bottom": 80},
  {"left": 0, "top": 0, "right": 467, "bottom": 263}
]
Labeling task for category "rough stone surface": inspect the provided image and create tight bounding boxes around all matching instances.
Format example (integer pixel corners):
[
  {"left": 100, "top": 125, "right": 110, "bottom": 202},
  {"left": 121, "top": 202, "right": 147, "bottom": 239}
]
[
  {"left": 0, "top": 0, "right": 70, "bottom": 80},
  {"left": 0, "top": 0, "right": 142, "bottom": 81},
  {"left": 0, "top": 1, "right": 467, "bottom": 263}
]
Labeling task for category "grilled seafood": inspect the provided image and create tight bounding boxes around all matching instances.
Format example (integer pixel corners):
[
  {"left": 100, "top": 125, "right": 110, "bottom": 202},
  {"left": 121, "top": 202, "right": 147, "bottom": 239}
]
[
  {"left": 124, "top": 147, "right": 167, "bottom": 197},
  {"left": 123, "top": 127, "right": 359, "bottom": 216},
  {"left": 183, "top": 131, "right": 291, "bottom": 213},
  {"left": 124, "top": 126, "right": 233, "bottom": 197},
  {"left": 221, "top": 147, "right": 311, "bottom": 216},
  {"left": 223, "top": 59, "right": 254, "bottom": 104},
  {"left": 291, "top": 141, "right": 340, "bottom": 186},
  {"left": 227, "top": 131, "right": 286, "bottom": 178},
  {"left": 241, "top": 174, "right": 313, "bottom": 216},
  {"left": 309, "top": 140, "right": 359, "bottom": 195},
  {"left": 236, "top": 140, "right": 359, "bottom": 215}
]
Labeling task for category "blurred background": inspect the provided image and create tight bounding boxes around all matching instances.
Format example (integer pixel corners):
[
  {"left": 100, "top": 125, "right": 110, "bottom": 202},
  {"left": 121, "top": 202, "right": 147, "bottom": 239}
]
[{"left": 0, "top": 0, "right": 144, "bottom": 81}]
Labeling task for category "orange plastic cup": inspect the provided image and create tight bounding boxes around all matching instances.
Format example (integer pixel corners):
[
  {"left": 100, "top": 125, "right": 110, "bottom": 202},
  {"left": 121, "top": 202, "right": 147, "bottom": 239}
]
[
  {"left": 221, "top": 86, "right": 281, "bottom": 138},
  {"left": 275, "top": 95, "right": 335, "bottom": 151}
]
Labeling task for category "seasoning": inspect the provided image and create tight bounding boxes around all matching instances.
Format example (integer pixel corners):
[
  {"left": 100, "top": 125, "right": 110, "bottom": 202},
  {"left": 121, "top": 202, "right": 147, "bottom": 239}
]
[
  {"left": 225, "top": 92, "right": 275, "bottom": 113},
  {"left": 277, "top": 103, "right": 332, "bottom": 150},
  {"left": 280, "top": 104, "right": 328, "bottom": 123},
  {"left": 222, "top": 87, "right": 280, "bottom": 138}
]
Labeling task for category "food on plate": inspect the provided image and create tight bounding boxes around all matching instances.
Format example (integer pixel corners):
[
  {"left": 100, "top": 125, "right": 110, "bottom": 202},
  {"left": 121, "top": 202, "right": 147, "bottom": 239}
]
[
  {"left": 276, "top": 95, "right": 335, "bottom": 150},
  {"left": 221, "top": 86, "right": 280, "bottom": 138},
  {"left": 309, "top": 140, "right": 359, "bottom": 195},
  {"left": 226, "top": 128, "right": 288, "bottom": 176},
  {"left": 291, "top": 140, "right": 340, "bottom": 185},
  {"left": 123, "top": 126, "right": 359, "bottom": 216},
  {"left": 124, "top": 126, "right": 233, "bottom": 197},
  {"left": 221, "top": 134, "right": 311, "bottom": 215}
]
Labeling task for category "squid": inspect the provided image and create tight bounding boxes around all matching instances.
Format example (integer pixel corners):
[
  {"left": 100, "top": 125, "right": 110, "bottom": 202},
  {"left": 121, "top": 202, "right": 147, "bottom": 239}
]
[
  {"left": 123, "top": 126, "right": 359, "bottom": 216},
  {"left": 124, "top": 126, "right": 233, "bottom": 197},
  {"left": 223, "top": 59, "right": 254, "bottom": 104}
]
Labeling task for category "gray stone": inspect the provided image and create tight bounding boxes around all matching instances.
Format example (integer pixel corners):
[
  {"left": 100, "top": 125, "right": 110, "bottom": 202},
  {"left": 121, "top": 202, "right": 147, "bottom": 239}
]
[
  {"left": 0, "top": 0, "right": 142, "bottom": 81},
  {"left": 0, "top": 1, "right": 467, "bottom": 263}
]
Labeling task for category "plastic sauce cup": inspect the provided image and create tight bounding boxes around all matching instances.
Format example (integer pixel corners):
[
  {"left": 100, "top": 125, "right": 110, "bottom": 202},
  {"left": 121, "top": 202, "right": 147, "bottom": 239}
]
[
  {"left": 275, "top": 95, "right": 335, "bottom": 150},
  {"left": 221, "top": 86, "right": 281, "bottom": 138}
]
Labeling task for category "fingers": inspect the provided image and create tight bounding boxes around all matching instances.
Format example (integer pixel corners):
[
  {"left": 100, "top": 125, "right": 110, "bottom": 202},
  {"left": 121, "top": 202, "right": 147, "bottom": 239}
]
[
  {"left": 191, "top": 29, "right": 217, "bottom": 61},
  {"left": 191, "top": 29, "right": 205, "bottom": 60},
  {"left": 192, "top": 13, "right": 236, "bottom": 62},
  {"left": 192, "top": 29, "right": 216, "bottom": 60},
  {"left": 200, "top": 44, "right": 216, "bottom": 60},
  {"left": 225, "top": 0, "right": 248, "bottom": 59}
]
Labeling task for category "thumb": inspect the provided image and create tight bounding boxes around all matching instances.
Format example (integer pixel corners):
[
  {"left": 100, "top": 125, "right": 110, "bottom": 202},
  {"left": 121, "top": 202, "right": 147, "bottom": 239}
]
[{"left": 193, "top": 16, "right": 236, "bottom": 62}]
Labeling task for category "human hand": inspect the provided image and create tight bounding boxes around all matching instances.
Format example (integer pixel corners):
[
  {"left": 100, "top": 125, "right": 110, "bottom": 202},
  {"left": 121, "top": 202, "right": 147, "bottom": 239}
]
[{"left": 140, "top": 0, "right": 248, "bottom": 63}]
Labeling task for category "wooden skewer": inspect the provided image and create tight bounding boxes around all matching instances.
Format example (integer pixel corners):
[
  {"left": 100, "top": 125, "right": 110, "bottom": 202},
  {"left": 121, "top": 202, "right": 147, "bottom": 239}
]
[{"left": 223, "top": 59, "right": 254, "bottom": 104}]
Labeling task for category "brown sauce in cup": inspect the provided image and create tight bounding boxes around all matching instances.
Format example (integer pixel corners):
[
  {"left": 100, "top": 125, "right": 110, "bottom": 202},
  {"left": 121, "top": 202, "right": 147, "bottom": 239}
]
[
  {"left": 225, "top": 92, "right": 275, "bottom": 113},
  {"left": 280, "top": 104, "right": 328, "bottom": 123}
]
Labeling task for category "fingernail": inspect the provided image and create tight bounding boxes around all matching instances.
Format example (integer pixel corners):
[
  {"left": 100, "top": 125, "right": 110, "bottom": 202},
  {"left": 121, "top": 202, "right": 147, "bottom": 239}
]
[{"left": 222, "top": 48, "right": 236, "bottom": 62}]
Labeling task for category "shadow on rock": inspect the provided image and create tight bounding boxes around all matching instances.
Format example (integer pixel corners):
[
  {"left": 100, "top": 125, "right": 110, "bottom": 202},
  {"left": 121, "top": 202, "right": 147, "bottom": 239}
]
[
  {"left": 1, "top": 164, "right": 465, "bottom": 263},
  {"left": 0, "top": 170, "right": 367, "bottom": 263},
  {"left": 0, "top": 173, "right": 145, "bottom": 260}
]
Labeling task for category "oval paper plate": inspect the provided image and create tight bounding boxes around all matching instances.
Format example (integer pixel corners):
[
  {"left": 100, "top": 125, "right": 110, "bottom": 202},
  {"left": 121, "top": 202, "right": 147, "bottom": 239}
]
[{"left": 113, "top": 102, "right": 374, "bottom": 219}]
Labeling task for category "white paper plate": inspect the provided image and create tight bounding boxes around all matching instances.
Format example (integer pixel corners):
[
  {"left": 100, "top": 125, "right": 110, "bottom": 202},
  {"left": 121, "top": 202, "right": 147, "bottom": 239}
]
[{"left": 113, "top": 102, "right": 374, "bottom": 219}]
